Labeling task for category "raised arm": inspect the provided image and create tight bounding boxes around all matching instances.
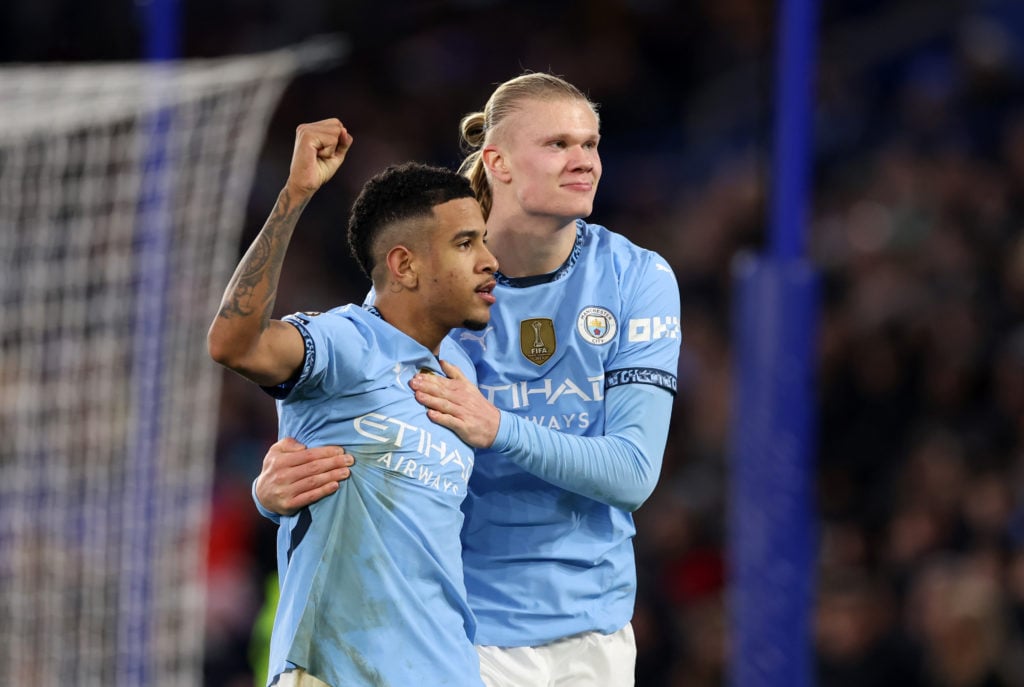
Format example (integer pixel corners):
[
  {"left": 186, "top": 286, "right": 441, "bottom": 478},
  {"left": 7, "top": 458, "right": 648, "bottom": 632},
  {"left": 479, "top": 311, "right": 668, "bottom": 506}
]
[{"left": 207, "top": 119, "right": 353, "bottom": 385}]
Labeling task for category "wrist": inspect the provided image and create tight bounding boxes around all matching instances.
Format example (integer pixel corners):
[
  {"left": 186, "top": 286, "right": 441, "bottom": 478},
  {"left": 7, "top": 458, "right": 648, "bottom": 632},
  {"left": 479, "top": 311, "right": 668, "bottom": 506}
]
[
  {"left": 490, "top": 410, "right": 513, "bottom": 452},
  {"left": 281, "top": 182, "right": 315, "bottom": 206},
  {"left": 252, "top": 478, "right": 282, "bottom": 521}
]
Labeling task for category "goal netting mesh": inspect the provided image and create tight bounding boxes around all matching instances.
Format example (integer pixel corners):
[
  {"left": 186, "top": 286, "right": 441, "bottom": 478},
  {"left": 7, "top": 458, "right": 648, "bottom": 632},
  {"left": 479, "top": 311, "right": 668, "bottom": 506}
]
[{"left": 0, "top": 39, "right": 343, "bottom": 687}]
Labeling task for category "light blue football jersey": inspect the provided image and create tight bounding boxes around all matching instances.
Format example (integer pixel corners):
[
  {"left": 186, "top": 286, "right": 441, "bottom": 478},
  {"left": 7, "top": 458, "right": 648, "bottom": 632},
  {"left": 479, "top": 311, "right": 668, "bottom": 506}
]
[
  {"left": 453, "top": 220, "right": 682, "bottom": 646},
  {"left": 265, "top": 305, "right": 483, "bottom": 686}
]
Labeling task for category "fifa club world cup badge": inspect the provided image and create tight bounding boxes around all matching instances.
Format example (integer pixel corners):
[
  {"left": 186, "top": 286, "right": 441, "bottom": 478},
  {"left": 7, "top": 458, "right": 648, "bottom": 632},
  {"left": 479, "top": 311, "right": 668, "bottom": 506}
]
[
  {"left": 577, "top": 306, "right": 617, "bottom": 345},
  {"left": 520, "top": 318, "right": 556, "bottom": 365}
]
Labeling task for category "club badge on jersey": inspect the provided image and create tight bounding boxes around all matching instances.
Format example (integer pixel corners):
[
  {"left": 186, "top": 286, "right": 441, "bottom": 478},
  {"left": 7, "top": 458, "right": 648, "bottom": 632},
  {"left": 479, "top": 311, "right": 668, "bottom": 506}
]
[
  {"left": 576, "top": 306, "right": 617, "bottom": 345},
  {"left": 520, "top": 318, "right": 556, "bottom": 365}
]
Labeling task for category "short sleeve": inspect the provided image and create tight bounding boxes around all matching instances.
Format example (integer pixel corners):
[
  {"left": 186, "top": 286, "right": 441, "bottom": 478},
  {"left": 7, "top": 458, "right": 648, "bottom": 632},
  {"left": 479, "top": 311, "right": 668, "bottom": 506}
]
[
  {"left": 262, "top": 310, "right": 366, "bottom": 400},
  {"left": 606, "top": 252, "right": 682, "bottom": 395}
]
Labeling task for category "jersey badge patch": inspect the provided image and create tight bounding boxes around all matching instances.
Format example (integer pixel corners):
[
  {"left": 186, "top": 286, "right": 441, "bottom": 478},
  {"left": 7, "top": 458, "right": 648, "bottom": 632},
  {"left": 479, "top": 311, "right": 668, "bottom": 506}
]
[
  {"left": 577, "top": 306, "right": 617, "bottom": 345},
  {"left": 520, "top": 318, "right": 556, "bottom": 365}
]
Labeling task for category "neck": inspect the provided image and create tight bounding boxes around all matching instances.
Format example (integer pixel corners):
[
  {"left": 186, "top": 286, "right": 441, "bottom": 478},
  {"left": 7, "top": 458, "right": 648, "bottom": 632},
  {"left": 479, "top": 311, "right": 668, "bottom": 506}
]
[
  {"left": 486, "top": 210, "right": 578, "bottom": 278},
  {"left": 373, "top": 293, "right": 446, "bottom": 355}
]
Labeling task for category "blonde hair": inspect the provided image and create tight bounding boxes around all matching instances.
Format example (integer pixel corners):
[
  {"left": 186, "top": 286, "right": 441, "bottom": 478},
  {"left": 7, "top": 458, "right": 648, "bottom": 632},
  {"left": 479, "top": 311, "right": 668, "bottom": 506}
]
[{"left": 458, "top": 72, "right": 599, "bottom": 220}]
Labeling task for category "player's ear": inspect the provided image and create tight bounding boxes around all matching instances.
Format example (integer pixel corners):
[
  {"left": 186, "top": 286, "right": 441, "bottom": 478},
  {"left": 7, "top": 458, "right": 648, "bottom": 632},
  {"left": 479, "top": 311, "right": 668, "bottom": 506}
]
[
  {"left": 385, "top": 244, "right": 418, "bottom": 289},
  {"left": 482, "top": 145, "right": 511, "bottom": 183}
]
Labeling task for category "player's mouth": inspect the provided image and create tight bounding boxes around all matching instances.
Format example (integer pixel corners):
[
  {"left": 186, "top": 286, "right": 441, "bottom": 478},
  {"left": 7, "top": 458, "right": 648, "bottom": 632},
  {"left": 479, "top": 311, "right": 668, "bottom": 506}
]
[
  {"left": 476, "top": 280, "right": 497, "bottom": 305},
  {"left": 561, "top": 177, "right": 595, "bottom": 192}
]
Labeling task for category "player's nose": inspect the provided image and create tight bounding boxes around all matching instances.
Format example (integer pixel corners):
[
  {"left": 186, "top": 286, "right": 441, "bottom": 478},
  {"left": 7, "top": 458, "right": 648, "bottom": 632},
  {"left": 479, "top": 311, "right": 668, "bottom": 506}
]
[{"left": 480, "top": 245, "right": 498, "bottom": 273}]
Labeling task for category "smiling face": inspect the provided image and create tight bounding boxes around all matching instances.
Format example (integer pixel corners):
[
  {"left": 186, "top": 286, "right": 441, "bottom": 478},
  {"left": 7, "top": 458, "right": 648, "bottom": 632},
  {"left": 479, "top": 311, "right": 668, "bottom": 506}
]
[
  {"left": 416, "top": 196, "right": 498, "bottom": 332},
  {"left": 487, "top": 97, "right": 602, "bottom": 223}
]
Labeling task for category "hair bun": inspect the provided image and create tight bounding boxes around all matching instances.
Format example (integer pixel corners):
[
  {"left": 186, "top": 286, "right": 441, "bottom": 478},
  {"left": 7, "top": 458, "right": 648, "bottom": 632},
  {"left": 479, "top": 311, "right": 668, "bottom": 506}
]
[{"left": 459, "top": 112, "right": 487, "bottom": 149}]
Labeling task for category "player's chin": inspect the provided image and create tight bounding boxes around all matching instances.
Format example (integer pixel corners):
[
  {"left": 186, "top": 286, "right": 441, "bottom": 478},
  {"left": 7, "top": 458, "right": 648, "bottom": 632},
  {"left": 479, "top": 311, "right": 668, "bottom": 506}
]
[
  {"left": 462, "top": 315, "right": 490, "bottom": 331},
  {"left": 558, "top": 192, "right": 595, "bottom": 217},
  {"left": 575, "top": 201, "right": 595, "bottom": 218}
]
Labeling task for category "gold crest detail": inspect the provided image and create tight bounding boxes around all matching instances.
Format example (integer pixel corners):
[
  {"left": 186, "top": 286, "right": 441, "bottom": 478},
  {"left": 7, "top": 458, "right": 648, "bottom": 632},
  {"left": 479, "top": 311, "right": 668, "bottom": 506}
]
[{"left": 520, "top": 318, "right": 556, "bottom": 366}]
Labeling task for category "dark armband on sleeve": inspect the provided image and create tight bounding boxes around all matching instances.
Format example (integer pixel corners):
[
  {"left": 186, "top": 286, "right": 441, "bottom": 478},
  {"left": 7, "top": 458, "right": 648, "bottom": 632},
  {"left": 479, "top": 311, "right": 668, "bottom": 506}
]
[
  {"left": 605, "top": 367, "right": 677, "bottom": 395},
  {"left": 260, "top": 316, "right": 315, "bottom": 399}
]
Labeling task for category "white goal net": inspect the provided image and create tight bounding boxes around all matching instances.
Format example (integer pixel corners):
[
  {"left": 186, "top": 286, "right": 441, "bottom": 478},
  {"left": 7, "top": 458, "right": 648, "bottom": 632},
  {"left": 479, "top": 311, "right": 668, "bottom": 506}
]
[{"left": 0, "top": 39, "right": 343, "bottom": 687}]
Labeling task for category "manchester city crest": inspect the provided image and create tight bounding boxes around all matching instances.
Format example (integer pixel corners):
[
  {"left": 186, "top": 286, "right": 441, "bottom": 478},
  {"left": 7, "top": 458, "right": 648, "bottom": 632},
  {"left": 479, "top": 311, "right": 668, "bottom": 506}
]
[{"left": 576, "top": 306, "right": 617, "bottom": 345}]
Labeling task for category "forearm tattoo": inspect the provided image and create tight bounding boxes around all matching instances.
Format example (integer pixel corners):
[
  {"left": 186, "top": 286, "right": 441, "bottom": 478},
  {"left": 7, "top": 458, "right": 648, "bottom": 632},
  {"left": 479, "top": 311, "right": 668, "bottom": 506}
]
[{"left": 217, "top": 189, "right": 309, "bottom": 328}]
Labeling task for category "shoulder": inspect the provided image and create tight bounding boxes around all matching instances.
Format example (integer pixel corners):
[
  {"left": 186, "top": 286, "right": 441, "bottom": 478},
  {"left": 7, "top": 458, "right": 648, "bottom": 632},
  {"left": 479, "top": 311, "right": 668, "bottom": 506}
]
[
  {"left": 283, "top": 304, "right": 376, "bottom": 339},
  {"left": 279, "top": 305, "right": 384, "bottom": 378},
  {"left": 440, "top": 335, "right": 479, "bottom": 385},
  {"left": 580, "top": 221, "right": 677, "bottom": 284}
]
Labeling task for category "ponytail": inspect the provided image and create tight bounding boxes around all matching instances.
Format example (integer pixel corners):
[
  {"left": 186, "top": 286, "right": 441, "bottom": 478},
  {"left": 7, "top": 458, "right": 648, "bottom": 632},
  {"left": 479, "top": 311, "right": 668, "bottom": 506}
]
[{"left": 458, "top": 111, "right": 493, "bottom": 220}]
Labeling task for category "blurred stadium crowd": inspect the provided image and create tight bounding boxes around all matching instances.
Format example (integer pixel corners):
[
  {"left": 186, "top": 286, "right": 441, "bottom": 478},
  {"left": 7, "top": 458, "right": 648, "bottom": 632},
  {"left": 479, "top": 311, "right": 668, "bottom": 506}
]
[{"left": 6, "top": 0, "right": 1024, "bottom": 685}]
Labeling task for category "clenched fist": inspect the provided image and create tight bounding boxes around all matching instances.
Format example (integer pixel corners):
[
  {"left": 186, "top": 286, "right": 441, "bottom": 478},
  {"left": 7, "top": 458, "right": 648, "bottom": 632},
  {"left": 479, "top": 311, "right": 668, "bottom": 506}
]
[{"left": 286, "top": 118, "right": 353, "bottom": 197}]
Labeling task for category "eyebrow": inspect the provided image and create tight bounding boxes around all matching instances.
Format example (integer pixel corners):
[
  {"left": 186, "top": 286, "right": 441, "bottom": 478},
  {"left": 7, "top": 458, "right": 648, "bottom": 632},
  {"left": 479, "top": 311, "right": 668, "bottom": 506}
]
[
  {"left": 450, "top": 228, "right": 485, "bottom": 242},
  {"left": 537, "top": 129, "right": 601, "bottom": 141}
]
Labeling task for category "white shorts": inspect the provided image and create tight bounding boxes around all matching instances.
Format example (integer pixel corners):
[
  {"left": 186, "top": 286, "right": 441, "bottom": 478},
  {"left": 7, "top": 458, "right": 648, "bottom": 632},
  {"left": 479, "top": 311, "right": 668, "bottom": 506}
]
[{"left": 477, "top": 623, "right": 636, "bottom": 687}]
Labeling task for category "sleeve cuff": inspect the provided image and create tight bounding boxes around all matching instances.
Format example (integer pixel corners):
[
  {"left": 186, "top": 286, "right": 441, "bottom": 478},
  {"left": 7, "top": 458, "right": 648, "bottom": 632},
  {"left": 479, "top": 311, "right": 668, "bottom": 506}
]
[
  {"left": 252, "top": 478, "right": 282, "bottom": 524},
  {"left": 491, "top": 410, "right": 517, "bottom": 453}
]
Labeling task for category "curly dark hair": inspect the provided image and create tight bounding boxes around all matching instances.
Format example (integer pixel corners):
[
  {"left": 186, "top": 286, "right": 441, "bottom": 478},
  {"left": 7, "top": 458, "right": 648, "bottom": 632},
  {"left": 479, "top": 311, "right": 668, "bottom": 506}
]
[{"left": 347, "top": 162, "right": 476, "bottom": 279}]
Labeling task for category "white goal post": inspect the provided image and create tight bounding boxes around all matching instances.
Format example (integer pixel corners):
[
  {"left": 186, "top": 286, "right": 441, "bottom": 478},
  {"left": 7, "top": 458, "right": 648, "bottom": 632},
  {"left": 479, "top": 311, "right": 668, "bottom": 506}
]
[{"left": 0, "top": 38, "right": 344, "bottom": 687}]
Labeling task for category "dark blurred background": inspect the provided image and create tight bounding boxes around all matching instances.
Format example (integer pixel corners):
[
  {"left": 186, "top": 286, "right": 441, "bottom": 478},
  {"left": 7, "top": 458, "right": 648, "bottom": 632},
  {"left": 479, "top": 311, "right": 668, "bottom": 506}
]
[{"left": 6, "top": 1, "right": 1024, "bottom": 685}]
